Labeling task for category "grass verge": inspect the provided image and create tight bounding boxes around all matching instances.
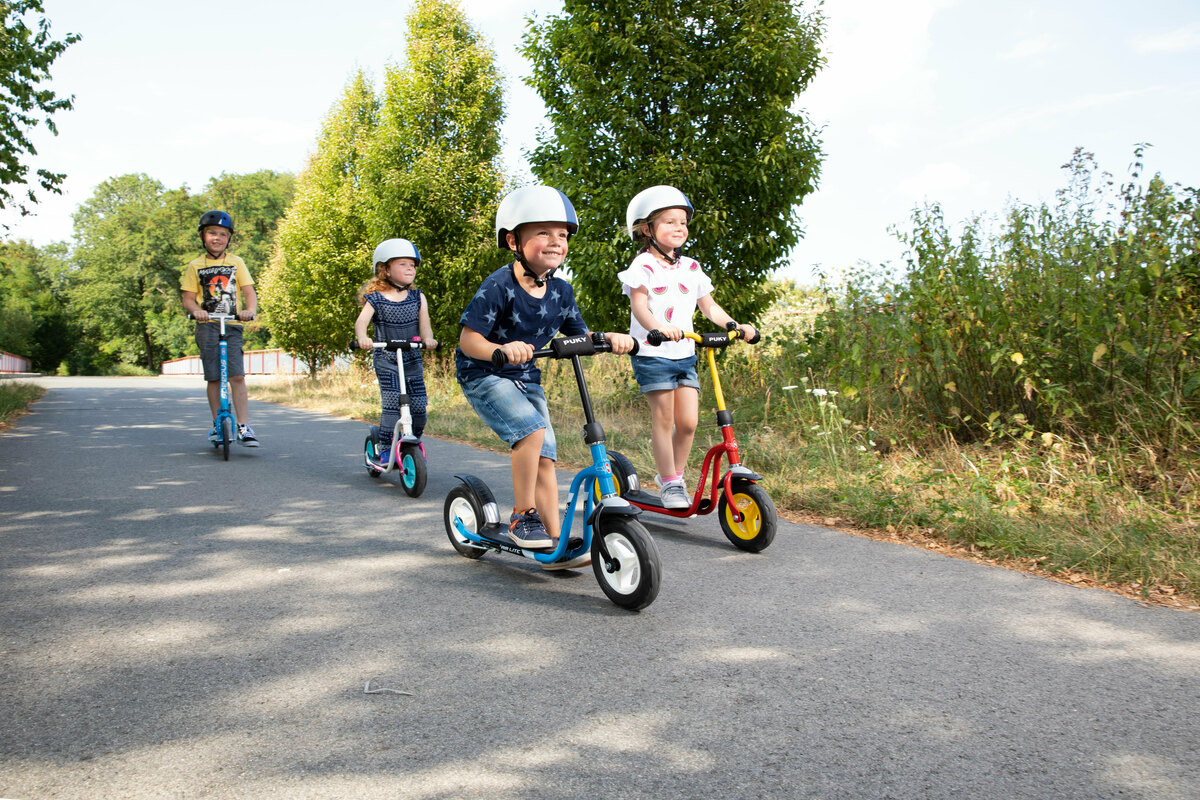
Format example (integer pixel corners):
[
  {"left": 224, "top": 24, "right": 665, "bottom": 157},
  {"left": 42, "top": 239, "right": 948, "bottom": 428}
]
[{"left": 0, "top": 380, "right": 45, "bottom": 432}]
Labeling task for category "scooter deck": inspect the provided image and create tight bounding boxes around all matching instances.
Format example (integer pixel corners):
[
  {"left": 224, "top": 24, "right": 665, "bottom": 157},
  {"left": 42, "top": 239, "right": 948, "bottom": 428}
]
[
  {"left": 473, "top": 523, "right": 584, "bottom": 553},
  {"left": 623, "top": 488, "right": 713, "bottom": 514}
]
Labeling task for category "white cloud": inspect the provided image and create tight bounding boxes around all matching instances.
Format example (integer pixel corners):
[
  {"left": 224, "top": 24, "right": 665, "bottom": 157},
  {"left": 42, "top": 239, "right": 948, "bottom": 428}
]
[
  {"left": 1133, "top": 25, "right": 1200, "bottom": 54},
  {"left": 999, "top": 34, "right": 1061, "bottom": 60},
  {"left": 895, "top": 162, "right": 973, "bottom": 199}
]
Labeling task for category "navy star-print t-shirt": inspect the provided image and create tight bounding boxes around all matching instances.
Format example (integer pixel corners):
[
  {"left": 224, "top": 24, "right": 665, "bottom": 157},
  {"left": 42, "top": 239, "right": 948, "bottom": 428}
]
[{"left": 455, "top": 264, "right": 589, "bottom": 385}]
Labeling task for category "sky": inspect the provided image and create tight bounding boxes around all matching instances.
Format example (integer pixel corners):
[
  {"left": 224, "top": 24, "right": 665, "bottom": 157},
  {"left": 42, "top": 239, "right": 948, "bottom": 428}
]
[{"left": 2, "top": 0, "right": 1199, "bottom": 286}]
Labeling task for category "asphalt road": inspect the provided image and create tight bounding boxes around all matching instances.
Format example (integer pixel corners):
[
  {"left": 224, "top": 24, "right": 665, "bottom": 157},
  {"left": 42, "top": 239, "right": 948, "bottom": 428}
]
[{"left": 2, "top": 376, "right": 1199, "bottom": 800}]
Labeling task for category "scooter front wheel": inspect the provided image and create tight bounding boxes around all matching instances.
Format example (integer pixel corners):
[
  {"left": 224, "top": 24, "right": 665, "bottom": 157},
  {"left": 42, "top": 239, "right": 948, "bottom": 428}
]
[
  {"left": 718, "top": 480, "right": 777, "bottom": 552},
  {"left": 443, "top": 482, "right": 489, "bottom": 559},
  {"left": 221, "top": 416, "right": 233, "bottom": 461},
  {"left": 399, "top": 443, "right": 427, "bottom": 497},
  {"left": 592, "top": 518, "right": 661, "bottom": 610}
]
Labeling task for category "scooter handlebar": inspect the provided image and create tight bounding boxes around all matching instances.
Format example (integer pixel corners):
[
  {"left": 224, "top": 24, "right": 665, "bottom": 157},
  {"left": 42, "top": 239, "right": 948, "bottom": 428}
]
[
  {"left": 350, "top": 338, "right": 439, "bottom": 352},
  {"left": 187, "top": 313, "right": 253, "bottom": 321},
  {"left": 490, "top": 333, "right": 638, "bottom": 368},
  {"left": 646, "top": 324, "right": 759, "bottom": 347}
]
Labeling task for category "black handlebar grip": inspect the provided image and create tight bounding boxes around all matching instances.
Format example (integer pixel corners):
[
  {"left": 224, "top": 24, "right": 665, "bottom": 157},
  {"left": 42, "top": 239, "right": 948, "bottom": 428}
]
[
  {"left": 491, "top": 348, "right": 508, "bottom": 368},
  {"left": 629, "top": 339, "right": 639, "bottom": 356},
  {"left": 646, "top": 329, "right": 666, "bottom": 346},
  {"left": 725, "top": 320, "right": 738, "bottom": 332},
  {"left": 747, "top": 329, "right": 761, "bottom": 344}
]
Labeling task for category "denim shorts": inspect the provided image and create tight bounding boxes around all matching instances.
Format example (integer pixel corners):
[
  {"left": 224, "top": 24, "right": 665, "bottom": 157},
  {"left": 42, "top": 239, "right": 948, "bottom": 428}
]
[
  {"left": 630, "top": 354, "right": 700, "bottom": 393},
  {"left": 460, "top": 374, "right": 557, "bottom": 460},
  {"left": 195, "top": 323, "right": 245, "bottom": 382}
]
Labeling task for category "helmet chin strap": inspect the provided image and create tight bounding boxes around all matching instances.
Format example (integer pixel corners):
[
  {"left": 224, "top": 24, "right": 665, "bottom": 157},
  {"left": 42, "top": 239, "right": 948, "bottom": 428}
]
[
  {"left": 648, "top": 237, "right": 680, "bottom": 265},
  {"left": 386, "top": 278, "right": 412, "bottom": 291},
  {"left": 512, "top": 233, "right": 555, "bottom": 287}
]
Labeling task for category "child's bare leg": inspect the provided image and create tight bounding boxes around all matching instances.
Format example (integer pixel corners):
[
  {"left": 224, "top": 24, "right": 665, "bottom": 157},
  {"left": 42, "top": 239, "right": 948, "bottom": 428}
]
[
  {"left": 535, "top": 456, "right": 561, "bottom": 538},
  {"left": 511, "top": 429, "right": 545, "bottom": 511},
  {"left": 671, "top": 387, "right": 700, "bottom": 478},
  {"left": 647, "top": 389, "right": 677, "bottom": 478},
  {"left": 230, "top": 375, "right": 250, "bottom": 422},
  {"left": 206, "top": 381, "right": 220, "bottom": 417}
]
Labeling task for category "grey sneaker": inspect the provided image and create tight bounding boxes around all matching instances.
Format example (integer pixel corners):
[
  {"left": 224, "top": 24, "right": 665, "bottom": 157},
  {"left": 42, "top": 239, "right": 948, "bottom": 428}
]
[
  {"left": 660, "top": 481, "right": 691, "bottom": 510},
  {"left": 508, "top": 508, "right": 553, "bottom": 550},
  {"left": 237, "top": 423, "right": 259, "bottom": 447},
  {"left": 208, "top": 421, "right": 221, "bottom": 443}
]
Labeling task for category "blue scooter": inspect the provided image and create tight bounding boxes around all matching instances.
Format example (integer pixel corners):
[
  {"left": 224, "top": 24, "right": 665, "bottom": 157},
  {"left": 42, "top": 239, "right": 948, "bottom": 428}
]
[{"left": 442, "top": 333, "right": 662, "bottom": 611}]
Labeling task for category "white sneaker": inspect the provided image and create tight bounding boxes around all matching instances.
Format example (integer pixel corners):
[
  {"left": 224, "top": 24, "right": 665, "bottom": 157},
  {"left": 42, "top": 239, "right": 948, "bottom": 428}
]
[
  {"left": 237, "top": 424, "right": 259, "bottom": 447},
  {"left": 655, "top": 475, "right": 690, "bottom": 509}
]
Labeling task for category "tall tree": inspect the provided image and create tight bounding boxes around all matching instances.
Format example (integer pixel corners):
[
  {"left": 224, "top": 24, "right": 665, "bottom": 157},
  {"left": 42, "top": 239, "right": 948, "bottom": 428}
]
[
  {"left": 523, "top": 0, "right": 824, "bottom": 332},
  {"left": 0, "top": 238, "right": 75, "bottom": 370},
  {"left": 68, "top": 174, "right": 200, "bottom": 371},
  {"left": 259, "top": 73, "right": 378, "bottom": 377},
  {"left": 0, "top": 0, "right": 80, "bottom": 218},
  {"left": 362, "top": 0, "right": 507, "bottom": 341},
  {"left": 200, "top": 170, "right": 296, "bottom": 280},
  {"left": 199, "top": 169, "right": 296, "bottom": 349}
]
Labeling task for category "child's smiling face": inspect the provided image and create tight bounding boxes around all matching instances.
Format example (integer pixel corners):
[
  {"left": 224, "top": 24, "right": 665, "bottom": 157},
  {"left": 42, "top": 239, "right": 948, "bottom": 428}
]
[
  {"left": 201, "top": 226, "right": 231, "bottom": 256},
  {"left": 649, "top": 207, "right": 689, "bottom": 251},
  {"left": 384, "top": 257, "right": 417, "bottom": 285},
  {"left": 511, "top": 222, "right": 570, "bottom": 275}
]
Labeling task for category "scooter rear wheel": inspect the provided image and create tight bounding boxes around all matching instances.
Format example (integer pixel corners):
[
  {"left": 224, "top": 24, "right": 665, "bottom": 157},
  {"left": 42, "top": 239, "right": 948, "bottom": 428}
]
[
  {"left": 718, "top": 480, "right": 777, "bottom": 552},
  {"left": 400, "top": 443, "right": 427, "bottom": 497},
  {"left": 443, "top": 482, "right": 489, "bottom": 559},
  {"left": 364, "top": 427, "right": 381, "bottom": 477},
  {"left": 592, "top": 518, "right": 661, "bottom": 610}
]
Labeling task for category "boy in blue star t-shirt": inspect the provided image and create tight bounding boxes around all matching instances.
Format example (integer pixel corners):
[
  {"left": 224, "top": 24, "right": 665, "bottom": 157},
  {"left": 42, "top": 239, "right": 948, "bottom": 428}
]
[{"left": 456, "top": 186, "right": 635, "bottom": 560}]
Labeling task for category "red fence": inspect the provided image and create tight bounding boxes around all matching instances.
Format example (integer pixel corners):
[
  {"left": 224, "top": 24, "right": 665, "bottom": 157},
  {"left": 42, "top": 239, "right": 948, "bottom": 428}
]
[
  {"left": 161, "top": 348, "right": 313, "bottom": 376},
  {"left": 0, "top": 351, "right": 32, "bottom": 373}
]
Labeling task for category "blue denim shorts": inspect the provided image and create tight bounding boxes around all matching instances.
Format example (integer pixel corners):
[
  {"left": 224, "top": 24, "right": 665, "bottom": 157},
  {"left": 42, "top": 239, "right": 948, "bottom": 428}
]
[
  {"left": 195, "top": 323, "right": 245, "bottom": 382},
  {"left": 630, "top": 354, "right": 700, "bottom": 393},
  {"left": 460, "top": 374, "right": 557, "bottom": 460}
]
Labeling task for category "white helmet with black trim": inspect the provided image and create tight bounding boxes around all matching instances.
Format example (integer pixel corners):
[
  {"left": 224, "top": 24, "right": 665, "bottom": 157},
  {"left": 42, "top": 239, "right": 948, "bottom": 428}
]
[
  {"left": 372, "top": 238, "right": 421, "bottom": 270},
  {"left": 495, "top": 185, "right": 579, "bottom": 250},
  {"left": 625, "top": 185, "right": 694, "bottom": 240}
]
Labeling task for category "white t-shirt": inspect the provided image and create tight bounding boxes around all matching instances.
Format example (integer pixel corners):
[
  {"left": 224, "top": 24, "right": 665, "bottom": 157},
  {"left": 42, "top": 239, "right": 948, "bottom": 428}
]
[{"left": 618, "top": 252, "right": 714, "bottom": 359}]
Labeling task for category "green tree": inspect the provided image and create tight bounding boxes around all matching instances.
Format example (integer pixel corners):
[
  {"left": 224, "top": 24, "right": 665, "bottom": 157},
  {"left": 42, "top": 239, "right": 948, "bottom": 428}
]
[
  {"left": 0, "top": 0, "right": 80, "bottom": 217},
  {"left": 523, "top": 0, "right": 824, "bottom": 332},
  {"left": 68, "top": 174, "right": 201, "bottom": 371},
  {"left": 0, "top": 238, "right": 76, "bottom": 370},
  {"left": 198, "top": 170, "right": 296, "bottom": 349},
  {"left": 362, "top": 0, "right": 507, "bottom": 341},
  {"left": 260, "top": 73, "right": 377, "bottom": 377}
]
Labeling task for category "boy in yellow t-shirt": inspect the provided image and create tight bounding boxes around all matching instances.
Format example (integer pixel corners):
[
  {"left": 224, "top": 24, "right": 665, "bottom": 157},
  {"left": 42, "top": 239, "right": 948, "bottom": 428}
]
[{"left": 180, "top": 210, "right": 260, "bottom": 446}]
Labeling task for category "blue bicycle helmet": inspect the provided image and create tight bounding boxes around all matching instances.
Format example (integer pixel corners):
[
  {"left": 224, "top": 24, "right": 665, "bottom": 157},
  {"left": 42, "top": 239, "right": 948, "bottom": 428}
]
[{"left": 198, "top": 210, "right": 234, "bottom": 233}]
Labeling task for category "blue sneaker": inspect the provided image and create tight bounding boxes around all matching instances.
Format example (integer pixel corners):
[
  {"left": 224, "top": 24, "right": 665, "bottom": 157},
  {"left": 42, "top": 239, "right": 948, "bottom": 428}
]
[
  {"left": 374, "top": 441, "right": 393, "bottom": 465},
  {"left": 508, "top": 508, "right": 553, "bottom": 550}
]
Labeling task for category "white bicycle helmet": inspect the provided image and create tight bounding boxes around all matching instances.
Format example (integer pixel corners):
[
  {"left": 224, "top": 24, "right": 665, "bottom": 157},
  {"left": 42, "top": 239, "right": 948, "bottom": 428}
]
[
  {"left": 495, "top": 185, "right": 579, "bottom": 250},
  {"left": 372, "top": 238, "right": 421, "bottom": 269},
  {"left": 625, "top": 185, "right": 694, "bottom": 240}
]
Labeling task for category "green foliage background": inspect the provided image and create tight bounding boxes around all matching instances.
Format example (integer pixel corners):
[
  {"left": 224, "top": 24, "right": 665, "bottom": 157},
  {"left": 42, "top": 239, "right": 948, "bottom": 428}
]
[
  {"left": 260, "top": 0, "right": 507, "bottom": 372},
  {"left": 0, "top": 0, "right": 80, "bottom": 217},
  {"left": 522, "top": 0, "right": 824, "bottom": 333}
]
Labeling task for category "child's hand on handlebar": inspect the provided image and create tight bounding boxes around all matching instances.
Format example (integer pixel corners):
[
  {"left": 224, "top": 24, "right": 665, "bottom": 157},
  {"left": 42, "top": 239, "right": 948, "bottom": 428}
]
[
  {"left": 500, "top": 340, "right": 535, "bottom": 365},
  {"left": 736, "top": 323, "right": 757, "bottom": 342},
  {"left": 192, "top": 309, "right": 210, "bottom": 322},
  {"left": 237, "top": 309, "right": 255, "bottom": 322},
  {"left": 657, "top": 325, "right": 685, "bottom": 342},
  {"left": 356, "top": 334, "right": 375, "bottom": 350},
  {"left": 606, "top": 332, "right": 636, "bottom": 354}
]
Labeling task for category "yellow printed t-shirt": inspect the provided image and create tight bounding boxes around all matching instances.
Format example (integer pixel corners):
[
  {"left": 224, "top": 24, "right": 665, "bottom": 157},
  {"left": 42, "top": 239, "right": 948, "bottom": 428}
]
[{"left": 180, "top": 254, "right": 253, "bottom": 320}]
